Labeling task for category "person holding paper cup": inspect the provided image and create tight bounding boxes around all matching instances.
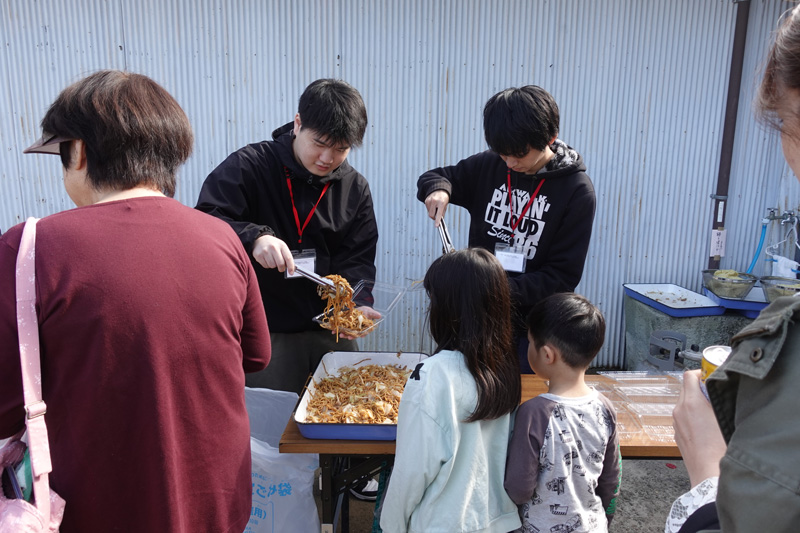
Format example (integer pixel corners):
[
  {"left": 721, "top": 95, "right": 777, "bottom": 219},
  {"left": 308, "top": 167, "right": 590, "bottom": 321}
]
[{"left": 668, "top": 6, "right": 800, "bottom": 531}]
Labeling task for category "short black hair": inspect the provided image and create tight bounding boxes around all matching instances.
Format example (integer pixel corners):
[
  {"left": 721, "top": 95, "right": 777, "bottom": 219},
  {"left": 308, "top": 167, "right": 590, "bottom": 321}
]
[
  {"left": 297, "top": 79, "right": 368, "bottom": 147},
  {"left": 526, "top": 293, "right": 605, "bottom": 368},
  {"left": 42, "top": 70, "right": 193, "bottom": 198},
  {"left": 483, "top": 85, "right": 559, "bottom": 157}
]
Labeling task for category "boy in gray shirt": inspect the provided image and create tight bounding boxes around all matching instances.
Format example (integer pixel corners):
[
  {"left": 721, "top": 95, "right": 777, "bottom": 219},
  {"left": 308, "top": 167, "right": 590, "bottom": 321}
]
[{"left": 504, "top": 293, "right": 620, "bottom": 532}]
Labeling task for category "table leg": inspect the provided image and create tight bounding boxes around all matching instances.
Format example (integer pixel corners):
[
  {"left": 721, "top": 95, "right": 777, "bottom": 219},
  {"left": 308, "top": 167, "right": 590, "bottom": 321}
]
[
  {"left": 320, "top": 454, "right": 336, "bottom": 533},
  {"left": 341, "top": 486, "right": 350, "bottom": 532},
  {"left": 319, "top": 454, "right": 394, "bottom": 533}
]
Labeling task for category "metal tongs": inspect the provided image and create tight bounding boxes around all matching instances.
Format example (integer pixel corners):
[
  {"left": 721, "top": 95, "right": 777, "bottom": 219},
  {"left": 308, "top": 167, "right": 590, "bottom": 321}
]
[
  {"left": 438, "top": 218, "right": 456, "bottom": 255},
  {"left": 294, "top": 264, "right": 336, "bottom": 292}
]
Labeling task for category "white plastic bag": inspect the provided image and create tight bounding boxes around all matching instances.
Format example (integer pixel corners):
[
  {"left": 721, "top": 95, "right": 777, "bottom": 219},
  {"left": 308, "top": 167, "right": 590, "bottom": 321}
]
[
  {"left": 244, "top": 388, "right": 319, "bottom": 533},
  {"left": 246, "top": 438, "right": 319, "bottom": 533}
]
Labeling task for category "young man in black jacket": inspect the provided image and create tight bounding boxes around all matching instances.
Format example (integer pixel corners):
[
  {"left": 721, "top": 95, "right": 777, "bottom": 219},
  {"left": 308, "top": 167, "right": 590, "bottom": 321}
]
[
  {"left": 197, "top": 79, "right": 379, "bottom": 395},
  {"left": 418, "top": 85, "right": 596, "bottom": 372}
]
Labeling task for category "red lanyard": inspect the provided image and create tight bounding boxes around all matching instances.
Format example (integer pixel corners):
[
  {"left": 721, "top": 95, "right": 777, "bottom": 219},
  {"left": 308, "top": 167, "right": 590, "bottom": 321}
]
[
  {"left": 506, "top": 169, "right": 545, "bottom": 238},
  {"left": 284, "top": 167, "right": 330, "bottom": 244}
]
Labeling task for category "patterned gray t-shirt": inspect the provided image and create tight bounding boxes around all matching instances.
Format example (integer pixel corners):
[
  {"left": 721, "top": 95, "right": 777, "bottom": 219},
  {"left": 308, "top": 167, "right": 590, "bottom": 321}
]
[{"left": 504, "top": 390, "right": 621, "bottom": 533}]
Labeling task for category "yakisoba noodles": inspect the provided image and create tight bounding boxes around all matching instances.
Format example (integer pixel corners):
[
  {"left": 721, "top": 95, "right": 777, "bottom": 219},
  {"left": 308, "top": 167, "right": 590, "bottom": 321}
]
[
  {"left": 304, "top": 362, "right": 411, "bottom": 424},
  {"left": 317, "top": 274, "right": 375, "bottom": 338}
]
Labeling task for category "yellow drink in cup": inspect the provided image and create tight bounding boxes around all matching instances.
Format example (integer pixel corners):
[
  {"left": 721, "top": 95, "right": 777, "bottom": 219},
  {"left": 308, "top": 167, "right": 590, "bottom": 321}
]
[{"left": 701, "top": 345, "right": 732, "bottom": 381}]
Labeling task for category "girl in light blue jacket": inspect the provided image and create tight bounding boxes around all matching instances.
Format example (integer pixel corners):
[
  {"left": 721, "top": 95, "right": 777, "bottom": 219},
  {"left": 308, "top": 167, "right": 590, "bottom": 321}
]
[{"left": 380, "top": 248, "right": 522, "bottom": 533}]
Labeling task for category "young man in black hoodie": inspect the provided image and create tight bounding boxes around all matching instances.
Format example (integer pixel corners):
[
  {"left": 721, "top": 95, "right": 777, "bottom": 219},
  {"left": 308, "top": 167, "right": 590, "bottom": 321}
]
[
  {"left": 418, "top": 85, "right": 596, "bottom": 372},
  {"left": 197, "top": 79, "right": 379, "bottom": 395}
]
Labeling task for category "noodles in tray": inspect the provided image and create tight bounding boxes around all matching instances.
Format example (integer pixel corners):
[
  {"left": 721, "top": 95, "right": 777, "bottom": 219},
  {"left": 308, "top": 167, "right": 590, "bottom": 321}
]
[
  {"left": 304, "top": 363, "right": 412, "bottom": 424},
  {"left": 317, "top": 274, "right": 375, "bottom": 338}
]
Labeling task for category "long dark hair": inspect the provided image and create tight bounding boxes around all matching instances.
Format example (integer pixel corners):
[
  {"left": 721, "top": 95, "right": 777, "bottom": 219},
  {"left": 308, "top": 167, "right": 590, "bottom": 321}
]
[{"left": 423, "top": 248, "right": 521, "bottom": 421}]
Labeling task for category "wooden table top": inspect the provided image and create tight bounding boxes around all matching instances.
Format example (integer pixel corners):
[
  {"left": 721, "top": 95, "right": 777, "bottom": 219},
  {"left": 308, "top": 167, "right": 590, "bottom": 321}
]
[{"left": 279, "top": 374, "right": 681, "bottom": 458}]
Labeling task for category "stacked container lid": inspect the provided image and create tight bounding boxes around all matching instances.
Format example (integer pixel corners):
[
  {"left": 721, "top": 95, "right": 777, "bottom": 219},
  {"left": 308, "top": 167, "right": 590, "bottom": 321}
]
[{"left": 594, "top": 371, "right": 681, "bottom": 442}]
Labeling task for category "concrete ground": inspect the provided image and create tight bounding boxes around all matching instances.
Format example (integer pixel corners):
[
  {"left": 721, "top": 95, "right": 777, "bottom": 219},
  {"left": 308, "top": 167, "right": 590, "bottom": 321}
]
[{"left": 316, "top": 458, "right": 689, "bottom": 532}]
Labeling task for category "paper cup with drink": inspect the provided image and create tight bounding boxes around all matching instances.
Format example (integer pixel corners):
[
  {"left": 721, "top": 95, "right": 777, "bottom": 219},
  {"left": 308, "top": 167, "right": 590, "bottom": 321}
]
[{"left": 699, "top": 345, "right": 732, "bottom": 399}]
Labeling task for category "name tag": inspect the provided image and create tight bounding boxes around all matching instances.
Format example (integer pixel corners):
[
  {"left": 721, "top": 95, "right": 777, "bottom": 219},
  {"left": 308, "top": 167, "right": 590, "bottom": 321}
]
[
  {"left": 495, "top": 244, "right": 526, "bottom": 273},
  {"left": 285, "top": 250, "right": 317, "bottom": 279}
]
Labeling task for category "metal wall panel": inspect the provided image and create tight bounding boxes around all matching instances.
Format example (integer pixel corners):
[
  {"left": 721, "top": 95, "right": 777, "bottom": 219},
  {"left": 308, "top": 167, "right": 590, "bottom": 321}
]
[
  {"left": 0, "top": 0, "right": 792, "bottom": 367},
  {"left": 725, "top": 1, "right": 800, "bottom": 281},
  {"left": 1, "top": 0, "right": 126, "bottom": 227}
]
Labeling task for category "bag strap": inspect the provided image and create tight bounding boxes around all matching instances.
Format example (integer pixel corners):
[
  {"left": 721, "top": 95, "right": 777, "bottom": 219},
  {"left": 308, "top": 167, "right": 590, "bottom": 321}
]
[{"left": 15, "top": 216, "right": 53, "bottom": 520}]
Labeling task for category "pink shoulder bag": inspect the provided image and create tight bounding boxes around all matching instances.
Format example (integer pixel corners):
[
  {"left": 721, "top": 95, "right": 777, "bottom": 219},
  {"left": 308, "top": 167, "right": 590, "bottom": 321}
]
[{"left": 0, "top": 218, "right": 66, "bottom": 532}]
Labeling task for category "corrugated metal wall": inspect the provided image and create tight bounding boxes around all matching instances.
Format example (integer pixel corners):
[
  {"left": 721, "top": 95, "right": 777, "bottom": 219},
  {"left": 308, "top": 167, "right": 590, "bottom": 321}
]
[
  {"left": 726, "top": 2, "right": 800, "bottom": 279},
  {"left": 1, "top": 0, "right": 793, "bottom": 366}
]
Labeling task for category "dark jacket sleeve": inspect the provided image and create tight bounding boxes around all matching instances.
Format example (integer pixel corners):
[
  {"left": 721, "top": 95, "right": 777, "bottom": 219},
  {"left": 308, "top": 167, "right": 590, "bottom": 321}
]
[
  {"left": 0, "top": 226, "right": 26, "bottom": 438},
  {"left": 417, "top": 153, "right": 488, "bottom": 207},
  {"left": 508, "top": 179, "right": 595, "bottom": 308},
  {"left": 328, "top": 178, "right": 378, "bottom": 303},
  {"left": 196, "top": 148, "right": 275, "bottom": 253},
  {"left": 597, "top": 400, "right": 621, "bottom": 524}
]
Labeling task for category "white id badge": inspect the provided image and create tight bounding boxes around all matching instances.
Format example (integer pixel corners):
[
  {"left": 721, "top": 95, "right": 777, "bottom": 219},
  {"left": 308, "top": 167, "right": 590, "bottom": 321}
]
[
  {"left": 494, "top": 244, "right": 526, "bottom": 273},
  {"left": 285, "top": 250, "right": 317, "bottom": 279}
]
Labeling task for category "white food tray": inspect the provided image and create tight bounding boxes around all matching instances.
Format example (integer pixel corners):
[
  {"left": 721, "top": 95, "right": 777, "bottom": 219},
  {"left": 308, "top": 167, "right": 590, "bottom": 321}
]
[
  {"left": 624, "top": 283, "right": 724, "bottom": 317},
  {"left": 294, "top": 351, "right": 427, "bottom": 440}
]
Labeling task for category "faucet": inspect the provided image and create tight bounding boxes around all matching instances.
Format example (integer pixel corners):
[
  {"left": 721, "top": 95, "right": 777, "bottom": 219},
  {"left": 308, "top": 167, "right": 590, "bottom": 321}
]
[{"left": 764, "top": 208, "right": 797, "bottom": 225}]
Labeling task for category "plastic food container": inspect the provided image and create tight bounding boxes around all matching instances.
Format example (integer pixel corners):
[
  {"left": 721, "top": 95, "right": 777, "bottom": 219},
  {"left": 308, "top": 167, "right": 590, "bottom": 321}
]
[
  {"left": 597, "top": 389, "right": 627, "bottom": 405},
  {"left": 701, "top": 269, "right": 757, "bottom": 299},
  {"left": 613, "top": 404, "right": 643, "bottom": 438},
  {"left": 613, "top": 385, "right": 680, "bottom": 404},
  {"left": 664, "top": 371, "right": 684, "bottom": 383},
  {"left": 626, "top": 402, "right": 676, "bottom": 442},
  {"left": 586, "top": 380, "right": 613, "bottom": 393},
  {"left": 626, "top": 402, "right": 675, "bottom": 418},
  {"left": 294, "top": 351, "right": 427, "bottom": 440},
  {"left": 641, "top": 425, "right": 675, "bottom": 442},
  {"left": 760, "top": 276, "right": 800, "bottom": 302},
  {"left": 313, "top": 280, "right": 406, "bottom": 338},
  {"left": 598, "top": 371, "right": 680, "bottom": 386}
]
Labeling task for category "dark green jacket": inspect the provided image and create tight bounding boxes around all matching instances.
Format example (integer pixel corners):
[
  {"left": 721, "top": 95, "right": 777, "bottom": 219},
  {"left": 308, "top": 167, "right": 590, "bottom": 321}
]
[{"left": 703, "top": 295, "right": 800, "bottom": 532}]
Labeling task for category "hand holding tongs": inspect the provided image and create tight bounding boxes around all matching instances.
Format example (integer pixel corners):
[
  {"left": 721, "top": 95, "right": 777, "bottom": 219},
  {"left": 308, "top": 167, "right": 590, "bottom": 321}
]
[
  {"left": 438, "top": 218, "right": 456, "bottom": 255},
  {"left": 294, "top": 264, "right": 336, "bottom": 291}
]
